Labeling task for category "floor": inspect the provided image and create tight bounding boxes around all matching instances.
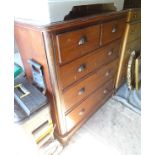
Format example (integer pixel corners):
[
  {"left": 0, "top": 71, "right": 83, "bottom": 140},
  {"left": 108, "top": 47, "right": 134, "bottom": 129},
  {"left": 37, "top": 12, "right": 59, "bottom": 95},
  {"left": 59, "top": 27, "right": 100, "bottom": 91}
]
[
  {"left": 114, "top": 84, "right": 141, "bottom": 113},
  {"left": 60, "top": 98, "right": 141, "bottom": 155},
  {"left": 14, "top": 52, "right": 141, "bottom": 155}
]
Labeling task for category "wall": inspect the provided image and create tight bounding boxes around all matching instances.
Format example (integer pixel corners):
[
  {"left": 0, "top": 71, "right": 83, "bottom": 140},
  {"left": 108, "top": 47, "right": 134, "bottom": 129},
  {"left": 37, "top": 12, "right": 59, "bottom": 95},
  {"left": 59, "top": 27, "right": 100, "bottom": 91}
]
[{"left": 14, "top": 0, "right": 124, "bottom": 24}]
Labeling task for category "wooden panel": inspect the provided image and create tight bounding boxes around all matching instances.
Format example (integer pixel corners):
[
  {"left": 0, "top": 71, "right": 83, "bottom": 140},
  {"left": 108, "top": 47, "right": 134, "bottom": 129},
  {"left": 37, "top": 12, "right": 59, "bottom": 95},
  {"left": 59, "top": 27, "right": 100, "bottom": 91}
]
[
  {"left": 102, "top": 18, "right": 126, "bottom": 45},
  {"left": 56, "top": 24, "right": 100, "bottom": 64},
  {"left": 14, "top": 25, "right": 53, "bottom": 95},
  {"left": 127, "top": 22, "right": 141, "bottom": 43},
  {"left": 62, "top": 59, "right": 118, "bottom": 112},
  {"left": 59, "top": 39, "right": 121, "bottom": 89},
  {"left": 65, "top": 78, "right": 114, "bottom": 132}
]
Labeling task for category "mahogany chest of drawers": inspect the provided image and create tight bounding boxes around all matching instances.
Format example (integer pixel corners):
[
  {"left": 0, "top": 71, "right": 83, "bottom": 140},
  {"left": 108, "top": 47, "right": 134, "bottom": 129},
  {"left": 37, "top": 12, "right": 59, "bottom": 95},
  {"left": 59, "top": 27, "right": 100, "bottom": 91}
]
[{"left": 15, "top": 11, "right": 127, "bottom": 143}]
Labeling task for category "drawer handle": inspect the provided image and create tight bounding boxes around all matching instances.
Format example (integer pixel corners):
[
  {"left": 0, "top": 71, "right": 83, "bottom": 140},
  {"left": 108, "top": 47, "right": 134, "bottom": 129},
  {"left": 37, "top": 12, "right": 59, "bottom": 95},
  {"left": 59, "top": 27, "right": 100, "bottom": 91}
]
[
  {"left": 105, "top": 70, "right": 111, "bottom": 77},
  {"left": 78, "top": 108, "right": 85, "bottom": 116},
  {"left": 108, "top": 50, "right": 113, "bottom": 56},
  {"left": 103, "top": 89, "right": 108, "bottom": 94},
  {"left": 112, "top": 26, "right": 117, "bottom": 33},
  {"left": 78, "top": 87, "right": 85, "bottom": 95},
  {"left": 78, "top": 36, "right": 87, "bottom": 45},
  {"left": 77, "top": 64, "right": 86, "bottom": 73}
]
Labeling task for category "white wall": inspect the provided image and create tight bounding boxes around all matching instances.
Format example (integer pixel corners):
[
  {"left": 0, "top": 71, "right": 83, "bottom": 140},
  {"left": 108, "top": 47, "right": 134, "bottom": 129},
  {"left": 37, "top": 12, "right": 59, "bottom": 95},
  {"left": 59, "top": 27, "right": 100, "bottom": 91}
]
[{"left": 14, "top": 0, "right": 124, "bottom": 24}]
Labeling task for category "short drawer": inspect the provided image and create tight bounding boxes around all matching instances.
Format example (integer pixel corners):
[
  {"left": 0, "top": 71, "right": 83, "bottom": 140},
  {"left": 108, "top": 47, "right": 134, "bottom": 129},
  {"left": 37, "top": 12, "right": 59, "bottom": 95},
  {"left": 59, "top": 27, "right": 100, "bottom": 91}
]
[
  {"left": 62, "top": 59, "right": 118, "bottom": 112},
  {"left": 102, "top": 18, "right": 125, "bottom": 45},
  {"left": 127, "top": 22, "right": 141, "bottom": 43},
  {"left": 127, "top": 10, "right": 141, "bottom": 22},
  {"left": 56, "top": 25, "right": 100, "bottom": 64},
  {"left": 65, "top": 78, "right": 114, "bottom": 132},
  {"left": 59, "top": 39, "right": 121, "bottom": 89}
]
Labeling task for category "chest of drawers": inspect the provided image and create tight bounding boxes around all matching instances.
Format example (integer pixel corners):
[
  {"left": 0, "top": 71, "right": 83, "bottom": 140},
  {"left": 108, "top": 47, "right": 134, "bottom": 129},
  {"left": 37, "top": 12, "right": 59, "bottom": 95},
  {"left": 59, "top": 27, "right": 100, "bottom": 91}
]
[
  {"left": 15, "top": 11, "right": 127, "bottom": 143},
  {"left": 115, "top": 8, "right": 141, "bottom": 89}
]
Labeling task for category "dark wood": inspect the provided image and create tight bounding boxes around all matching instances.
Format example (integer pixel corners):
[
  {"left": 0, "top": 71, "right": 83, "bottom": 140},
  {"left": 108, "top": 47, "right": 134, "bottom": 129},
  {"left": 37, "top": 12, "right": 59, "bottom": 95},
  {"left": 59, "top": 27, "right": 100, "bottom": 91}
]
[
  {"left": 56, "top": 24, "right": 100, "bottom": 64},
  {"left": 65, "top": 78, "right": 114, "bottom": 132},
  {"left": 58, "top": 39, "right": 121, "bottom": 89},
  {"left": 14, "top": 24, "right": 66, "bottom": 136},
  {"left": 124, "top": 0, "right": 141, "bottom": 9},
  {"left": 64, "top": 3, "right": 116, "bottom": 21},
  {"left": 102, "top": 18, "right": 126, "bottom": 45},
  {"left": 63, "top": 59, "right": 118, "bottom": 113},
  {"left": 15, "top": 10, "right": 128, "bottom": 143},
  {"left": 15, "top": 10, "right": 128, "bottom": 32}
]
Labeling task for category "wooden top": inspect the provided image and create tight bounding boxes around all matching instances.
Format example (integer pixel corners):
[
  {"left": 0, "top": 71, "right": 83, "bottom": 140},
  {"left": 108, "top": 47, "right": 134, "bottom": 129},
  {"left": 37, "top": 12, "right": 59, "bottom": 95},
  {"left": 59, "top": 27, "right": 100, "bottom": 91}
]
[{"left": 14, "top": 9, "right": 130, "bottom": 32}]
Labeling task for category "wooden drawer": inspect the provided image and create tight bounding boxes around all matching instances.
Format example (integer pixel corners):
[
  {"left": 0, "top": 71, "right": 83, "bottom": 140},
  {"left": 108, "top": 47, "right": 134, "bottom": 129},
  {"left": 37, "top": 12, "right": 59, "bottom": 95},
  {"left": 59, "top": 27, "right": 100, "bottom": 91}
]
[
  {"left": 65, "top": 78, "right": 114, "bottom": 132},
  {"left": 62, "top": 59, "right": 118, "bottom": 112},
  {"left": 127, "top": 22, "right": 141, "bottom": 43},
  {"left": 56, "top": 25, "right": 100, "bottom": 64},
  {"left": 59, "top": 39, "right": 121, "bottom": 89},
  {"left": 102, "top": 18, "right": 125, "bottom": 45},
  {"left": 127, "top": 10, "right": 141, "bottom": 22}
]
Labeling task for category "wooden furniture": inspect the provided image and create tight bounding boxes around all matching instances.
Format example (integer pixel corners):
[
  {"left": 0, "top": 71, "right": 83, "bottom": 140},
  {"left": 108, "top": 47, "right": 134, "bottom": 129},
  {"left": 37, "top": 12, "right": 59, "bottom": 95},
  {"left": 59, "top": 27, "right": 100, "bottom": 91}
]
[
  {"left": 15, "top": 11, "right": 127, "bottom": 143},
  {"left": 115, "top": 8, "right": 141, "bottom": 90}
]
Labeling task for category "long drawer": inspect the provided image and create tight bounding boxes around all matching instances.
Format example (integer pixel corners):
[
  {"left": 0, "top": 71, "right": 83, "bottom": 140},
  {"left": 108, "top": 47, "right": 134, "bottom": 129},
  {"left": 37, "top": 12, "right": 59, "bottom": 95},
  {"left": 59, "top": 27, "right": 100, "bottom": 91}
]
[
  {"left": 65, "top": 78, "right": 114, "bottom": 132},
  {"left": 59, "top": 39, "right": 121, "bottom": 89},
  {"left": 56, "top": 24, "right": 100, "bottom": 64},
  {"left": 62, "top": 59, "right": 118, "bottom": 112},
  {"left": 102, "top": 18, "right": 125, "bottom": 45}
]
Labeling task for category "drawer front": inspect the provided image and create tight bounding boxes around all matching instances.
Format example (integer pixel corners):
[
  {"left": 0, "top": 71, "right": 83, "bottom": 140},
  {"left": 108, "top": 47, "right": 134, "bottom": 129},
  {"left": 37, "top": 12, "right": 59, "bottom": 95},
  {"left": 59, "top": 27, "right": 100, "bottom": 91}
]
[
  {"left": 65, "top": 78, "right": 114, "bottom": 132},
  {"left": 127, "top": 10, "right": 141, "bottom": 22},
  {"left": 127, "top": 22, "right": 141, "bottom": 43},
  {"left": 102, "top": 18, "right": 125, "bottom": 45},
  {"left": 62, "top": 59, "right": 118, "bottom": 112},
  {"left": 59, "top": 39, "right": 121, "bottom": 89},
  {"left": 56, "top": 25, "right": 100, "bottom": 64}
]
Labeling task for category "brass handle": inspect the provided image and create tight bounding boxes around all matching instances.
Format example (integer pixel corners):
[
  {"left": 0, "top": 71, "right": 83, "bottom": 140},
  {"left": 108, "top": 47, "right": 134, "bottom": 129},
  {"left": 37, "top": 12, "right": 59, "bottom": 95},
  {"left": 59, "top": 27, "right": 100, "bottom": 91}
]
[
  {"left": 78, "top": 87, "right": 85, "bottom": 95},
  {"left": 108, "top": 50, "right": 113, "bottom": 56},
  {"left": 103, "top": 89, "right": 108, "bottom": 94},
  {"left": 112, "top": 26, "right": 117, "bottom": 33},
  {"left": 77, "top": 64, "right": 86, "bottom": 73},
  {"left": 105, "top": 70, "right": 111, "bottom": 77},
  {"left": 78, "top": 108, "right": 85, "bottom": 116},
  {"left": 78, "top": 36, "right": 87, "bottom": 45}
]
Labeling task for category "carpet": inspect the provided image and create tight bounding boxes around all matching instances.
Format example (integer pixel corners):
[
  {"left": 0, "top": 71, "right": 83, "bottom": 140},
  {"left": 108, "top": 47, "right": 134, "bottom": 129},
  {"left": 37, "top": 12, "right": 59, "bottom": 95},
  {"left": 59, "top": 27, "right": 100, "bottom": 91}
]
[
  {"left": 60, "top": 98, "right": 141, "bottom": 155},
  {"left": 114, "top": 84, "right": 141, "bottom": 114}
]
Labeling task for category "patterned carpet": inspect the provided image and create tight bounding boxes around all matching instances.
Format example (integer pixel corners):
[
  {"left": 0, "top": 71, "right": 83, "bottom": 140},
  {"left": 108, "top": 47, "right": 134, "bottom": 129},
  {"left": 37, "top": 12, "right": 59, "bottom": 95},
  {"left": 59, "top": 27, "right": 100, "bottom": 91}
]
[{"left": 61, "top": 98, "right": 141, "bottom": 155}]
